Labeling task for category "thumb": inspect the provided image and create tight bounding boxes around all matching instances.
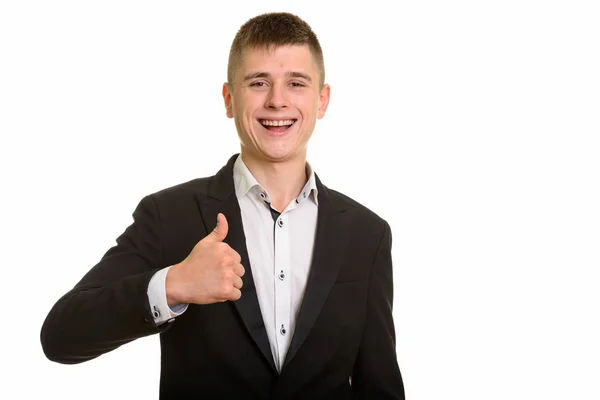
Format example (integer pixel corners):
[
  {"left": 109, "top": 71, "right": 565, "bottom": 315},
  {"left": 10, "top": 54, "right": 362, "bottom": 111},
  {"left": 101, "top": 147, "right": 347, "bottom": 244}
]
[{"left": 207, "top": 213, "right": 228, "bottom": 242}]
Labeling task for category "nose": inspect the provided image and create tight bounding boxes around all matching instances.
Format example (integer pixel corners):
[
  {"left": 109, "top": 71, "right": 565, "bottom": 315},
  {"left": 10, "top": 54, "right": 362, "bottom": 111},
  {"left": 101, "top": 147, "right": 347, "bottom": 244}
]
[{"left": 265, "top": 83, "right": 289, "bottom": 110}]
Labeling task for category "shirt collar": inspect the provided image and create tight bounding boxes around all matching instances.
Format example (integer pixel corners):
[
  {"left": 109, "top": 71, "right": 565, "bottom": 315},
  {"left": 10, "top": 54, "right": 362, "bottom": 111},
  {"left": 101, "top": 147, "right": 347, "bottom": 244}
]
[{"left": 233, "top": 154, "right": 319, "bottom": 206}]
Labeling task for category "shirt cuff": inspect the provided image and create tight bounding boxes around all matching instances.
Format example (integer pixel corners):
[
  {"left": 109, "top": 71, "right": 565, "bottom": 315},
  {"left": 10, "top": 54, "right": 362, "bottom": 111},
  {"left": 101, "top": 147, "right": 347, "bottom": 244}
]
[{"left": 147, "top": 266, "right": 188, "bottom": 325}]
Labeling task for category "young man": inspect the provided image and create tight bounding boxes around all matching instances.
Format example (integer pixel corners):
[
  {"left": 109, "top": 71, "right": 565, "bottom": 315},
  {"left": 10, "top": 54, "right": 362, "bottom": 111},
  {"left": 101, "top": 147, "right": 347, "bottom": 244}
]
[{"left": 41, "top": 12, "right": 405, "bottom": 399}]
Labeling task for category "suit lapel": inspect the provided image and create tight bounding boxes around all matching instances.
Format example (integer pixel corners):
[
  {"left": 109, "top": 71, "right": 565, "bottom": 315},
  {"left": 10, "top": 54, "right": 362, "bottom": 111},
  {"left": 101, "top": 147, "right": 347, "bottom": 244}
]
[
  {"left": 197, "top": 155, "right": 277, "bottom": 373},
  {"left": 283, "top": 181, "right": 351, "bottom": 368}
]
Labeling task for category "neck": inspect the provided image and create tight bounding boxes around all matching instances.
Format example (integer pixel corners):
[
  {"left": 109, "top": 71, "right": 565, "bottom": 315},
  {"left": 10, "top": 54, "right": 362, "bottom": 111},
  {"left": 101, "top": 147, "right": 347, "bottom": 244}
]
[{"left": 240, "top": 150, "right": 308, "bottom": 211}]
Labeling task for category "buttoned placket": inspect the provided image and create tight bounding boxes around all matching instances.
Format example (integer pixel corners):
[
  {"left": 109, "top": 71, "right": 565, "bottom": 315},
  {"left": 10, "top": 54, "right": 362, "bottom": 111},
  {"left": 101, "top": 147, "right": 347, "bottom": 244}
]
[
  {"left": 274, "top": 209, "right": 291, "bottom": 362},
  {"left": 258, "top": 188, "right": 309, "bottom": 368}
]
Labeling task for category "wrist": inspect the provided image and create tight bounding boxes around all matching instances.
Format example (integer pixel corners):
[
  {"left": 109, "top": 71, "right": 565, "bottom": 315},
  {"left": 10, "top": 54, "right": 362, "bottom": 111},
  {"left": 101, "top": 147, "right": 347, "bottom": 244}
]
[{"left": 166, "top": 263, "right": 184, "bottom": 307}]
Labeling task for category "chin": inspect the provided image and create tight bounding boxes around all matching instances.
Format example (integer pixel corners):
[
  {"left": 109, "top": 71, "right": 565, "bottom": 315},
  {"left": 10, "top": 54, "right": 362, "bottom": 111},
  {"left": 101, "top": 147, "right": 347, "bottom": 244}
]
[{"left": 258, "top": 148, "right": 298, "bottom": 162}]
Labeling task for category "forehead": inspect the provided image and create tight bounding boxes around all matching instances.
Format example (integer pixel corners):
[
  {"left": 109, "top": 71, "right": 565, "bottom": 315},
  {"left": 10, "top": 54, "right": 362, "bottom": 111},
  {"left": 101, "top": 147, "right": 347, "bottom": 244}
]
[{"left": 237, "top": 44, "right": 319, "bottom": 76}]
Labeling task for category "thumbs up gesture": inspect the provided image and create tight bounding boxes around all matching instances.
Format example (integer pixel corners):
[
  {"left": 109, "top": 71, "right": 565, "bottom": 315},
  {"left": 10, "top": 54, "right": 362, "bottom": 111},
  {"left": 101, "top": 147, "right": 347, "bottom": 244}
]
[{"left": 166, "top": 213, "right": 245, "bottom": 305}]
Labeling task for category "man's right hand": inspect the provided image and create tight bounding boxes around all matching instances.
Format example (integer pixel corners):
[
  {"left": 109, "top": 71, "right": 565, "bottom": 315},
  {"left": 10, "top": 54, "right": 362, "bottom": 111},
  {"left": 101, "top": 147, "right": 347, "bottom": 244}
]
[{"left": 165, "top": 213, "right": 245, "bottom": 306}]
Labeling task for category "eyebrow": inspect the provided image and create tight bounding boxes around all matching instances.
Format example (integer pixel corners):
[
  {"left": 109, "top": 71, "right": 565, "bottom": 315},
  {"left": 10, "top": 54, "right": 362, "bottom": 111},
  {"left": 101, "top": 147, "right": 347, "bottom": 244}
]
[{"left": 243, "top": 71, "right": 312, "bottom": 82}]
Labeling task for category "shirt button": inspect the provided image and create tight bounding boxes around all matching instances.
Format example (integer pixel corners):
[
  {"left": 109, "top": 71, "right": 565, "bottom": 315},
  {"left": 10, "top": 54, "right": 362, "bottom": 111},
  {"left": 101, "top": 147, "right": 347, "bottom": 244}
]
[
  {"left": 279, "top": 271, "right": 285, "bottom": 280},
  {"left": 280, "top": 325, "right": 287, "bottom": 335},
  {"left": 260, "top": 192, "right": 266, "bottom": 199},
  {"left": 278, "top": 219, "right": 283, "bottom": 227}
]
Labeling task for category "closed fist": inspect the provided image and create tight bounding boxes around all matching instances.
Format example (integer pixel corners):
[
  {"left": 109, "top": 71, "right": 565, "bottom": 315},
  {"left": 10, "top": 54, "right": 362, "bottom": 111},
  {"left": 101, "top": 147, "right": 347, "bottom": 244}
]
[{"left": 166, "top": 213, "right": 245, "bottom": 305}]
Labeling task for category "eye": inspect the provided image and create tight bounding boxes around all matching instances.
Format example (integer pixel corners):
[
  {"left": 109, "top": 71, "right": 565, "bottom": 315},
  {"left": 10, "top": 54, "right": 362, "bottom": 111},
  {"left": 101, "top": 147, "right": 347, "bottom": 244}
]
[
  {"left": 250, "top": 81, "right": 268, "bottom": 87},
  {"left": 290, "top": 81, "right": 306, "bottom": 88}
]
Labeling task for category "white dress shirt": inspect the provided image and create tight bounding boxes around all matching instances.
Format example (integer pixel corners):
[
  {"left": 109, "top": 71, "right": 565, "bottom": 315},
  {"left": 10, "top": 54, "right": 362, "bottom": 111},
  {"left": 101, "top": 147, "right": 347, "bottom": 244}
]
[{"left": 147, "top": 154, "right": 319, "bottom": 372}]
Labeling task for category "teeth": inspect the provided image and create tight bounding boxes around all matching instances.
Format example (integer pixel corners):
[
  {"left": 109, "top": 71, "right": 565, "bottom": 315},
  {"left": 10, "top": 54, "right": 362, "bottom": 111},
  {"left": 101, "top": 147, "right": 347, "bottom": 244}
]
[{"left": 259, "top": 119, "right": 295, "bottom": 126}]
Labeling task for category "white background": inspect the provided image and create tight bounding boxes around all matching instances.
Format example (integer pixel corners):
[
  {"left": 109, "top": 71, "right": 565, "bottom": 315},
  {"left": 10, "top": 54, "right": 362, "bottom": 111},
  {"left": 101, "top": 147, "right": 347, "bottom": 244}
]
[{"left": 1, "top": 1, "right": 599, "bottom": 399}]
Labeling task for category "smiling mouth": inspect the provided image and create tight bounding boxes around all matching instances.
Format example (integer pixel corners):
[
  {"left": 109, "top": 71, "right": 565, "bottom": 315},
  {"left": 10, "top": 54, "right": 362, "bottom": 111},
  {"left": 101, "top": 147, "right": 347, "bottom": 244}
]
[{"left": 259, "top": 119, "right": 297, "bottom": 134}]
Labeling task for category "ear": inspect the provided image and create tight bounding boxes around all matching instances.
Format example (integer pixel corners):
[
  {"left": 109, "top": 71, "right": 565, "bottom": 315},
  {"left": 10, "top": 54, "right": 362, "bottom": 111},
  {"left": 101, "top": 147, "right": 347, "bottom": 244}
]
[
  {"left": 222, "top": 83, "right": 234, "bottom": 119},
  {"left": 317, "top": 83, "right": 330, "bottom": 119}
]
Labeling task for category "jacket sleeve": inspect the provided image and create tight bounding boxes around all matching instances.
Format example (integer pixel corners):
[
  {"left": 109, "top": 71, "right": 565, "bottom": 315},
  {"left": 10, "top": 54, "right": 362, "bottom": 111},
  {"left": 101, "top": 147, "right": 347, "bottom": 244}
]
[
  {"left": 352, "top": 221, "right": 405, "bottom": 399},
  {"left": 40, "top": 195, "right": 171, "bottom": 364}
]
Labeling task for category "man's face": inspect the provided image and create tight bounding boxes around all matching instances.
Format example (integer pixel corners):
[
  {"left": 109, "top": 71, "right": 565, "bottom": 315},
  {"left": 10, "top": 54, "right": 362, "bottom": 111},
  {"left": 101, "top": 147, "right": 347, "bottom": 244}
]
[{"left": 223, "top": 45, "right": 330, "bottom": 164}]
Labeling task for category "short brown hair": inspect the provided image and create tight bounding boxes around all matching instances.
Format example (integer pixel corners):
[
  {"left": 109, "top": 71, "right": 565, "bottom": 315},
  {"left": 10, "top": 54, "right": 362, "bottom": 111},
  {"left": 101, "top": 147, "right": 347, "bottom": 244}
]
[{"left": 227, "top": 12, "right": 325, "bottom": 88}]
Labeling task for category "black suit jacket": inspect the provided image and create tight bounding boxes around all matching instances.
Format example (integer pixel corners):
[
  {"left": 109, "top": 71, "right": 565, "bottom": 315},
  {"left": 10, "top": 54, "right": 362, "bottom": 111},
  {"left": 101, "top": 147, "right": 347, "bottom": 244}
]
[{"left": 41, "top": 154, "right": 404, "bottom": 399}]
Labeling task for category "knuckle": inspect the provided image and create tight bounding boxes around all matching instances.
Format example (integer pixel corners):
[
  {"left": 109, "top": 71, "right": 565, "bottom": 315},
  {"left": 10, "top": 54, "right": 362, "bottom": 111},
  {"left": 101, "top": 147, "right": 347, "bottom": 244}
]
[
  {"left": 218, "top": 256, "right": 233, "bottom": 269},
  {"left": 221, "top": 270, "right": 232, "bottom": 281},
  {"left": 220, "top": 283, "right": 232, "bottom": 296},
  {"left": 217, "top": 242, "right": 230, "bottom": 252},
  {"left": 217, "top": 258, "right": 228, "bottom": 268}
]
